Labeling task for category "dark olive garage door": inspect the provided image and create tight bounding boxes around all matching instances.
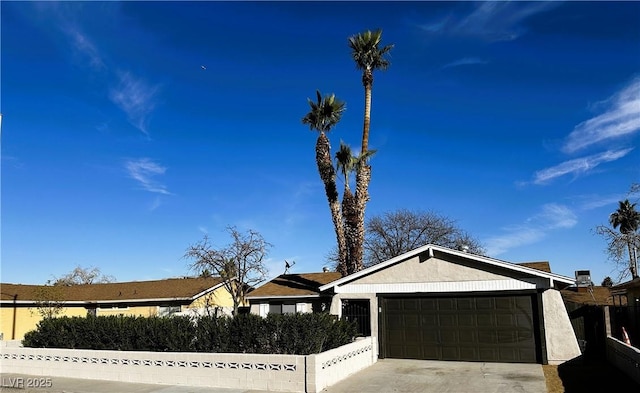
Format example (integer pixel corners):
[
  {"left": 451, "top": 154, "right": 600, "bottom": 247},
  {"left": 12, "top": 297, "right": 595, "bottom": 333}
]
[{"left": 382, "top": 295, "right": 538, "bottom": 363}]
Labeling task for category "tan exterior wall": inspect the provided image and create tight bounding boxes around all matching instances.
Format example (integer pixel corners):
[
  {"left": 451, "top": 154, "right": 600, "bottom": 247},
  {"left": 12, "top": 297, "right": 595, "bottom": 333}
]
[
  {"left": 96, "top": 305, "right": 159, "bottom": 317},
  {"left": 187, "top": 285, "right": 237, "bottom": 309},
  {"left": 0, "top": 306, "right": 88, "bottom": 341},
  {"left": 352, "top": 255, "right": 511, "bottom": 285}
]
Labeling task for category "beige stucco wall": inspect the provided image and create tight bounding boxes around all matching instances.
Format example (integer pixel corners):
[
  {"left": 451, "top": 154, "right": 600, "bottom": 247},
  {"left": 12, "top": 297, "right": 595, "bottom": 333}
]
[
  {"left": 352, "top": 254, "right": 517, "bottom": 284},
  {"left": 542, "top": 289, "right": 581, "bottom": 364}
]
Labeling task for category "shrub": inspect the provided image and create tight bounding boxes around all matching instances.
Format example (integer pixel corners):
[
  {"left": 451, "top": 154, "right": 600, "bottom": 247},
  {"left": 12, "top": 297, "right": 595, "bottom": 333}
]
[{"left": 22, "top": 312, "right": 357, "bottom": 355}]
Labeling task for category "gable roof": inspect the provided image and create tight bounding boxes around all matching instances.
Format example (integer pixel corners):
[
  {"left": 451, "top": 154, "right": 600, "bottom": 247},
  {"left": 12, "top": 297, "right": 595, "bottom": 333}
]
[
  {"left": 516, "top": 261, "right": 551, "bottom": 273},
  {"left": 0, "top": 277, "right": 227, "bottom": 305},
  {"left": 247, "top": 272, "right": 342, "bottom": 299},
  {"left": 611, "top": 277, "right": 640, "bottom": 291},
  {"left": 561, "top": 286, "right": 616, "bottom": 306},
  {"left": 320, "top": 244, "right": 574, "bottom": 292}
]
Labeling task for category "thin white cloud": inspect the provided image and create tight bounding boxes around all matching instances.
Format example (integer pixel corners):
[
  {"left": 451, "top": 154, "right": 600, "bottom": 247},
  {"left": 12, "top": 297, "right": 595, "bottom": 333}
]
[
  {"left": 563, "top": 78, "right": 640, "bottom": 153},
  {"left": 442, "top": 57, "right": 488, "bottom": 69},
  {"left": 125, "top": 158, "right": 170, "bottom": 195},
  {"left": 110, "top": 72, "right": 160, "bottom": 136},
  {"left": 532, "top": 148, "right": 633, "bottom": 185},
  {"left": 64, "top": 26, "right": 106, "bottom": 71},
  {"left": 419, "top": 2, "right": 558, "bottom": 42},
  {"left": 485, "top": 203, "right": 577, "bottom": 256}
]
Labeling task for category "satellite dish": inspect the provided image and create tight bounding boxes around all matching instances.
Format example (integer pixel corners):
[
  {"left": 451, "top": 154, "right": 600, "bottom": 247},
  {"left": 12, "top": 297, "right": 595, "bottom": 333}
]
[{"left": 284, "top": 260, "right": 295, "bottom": 273}]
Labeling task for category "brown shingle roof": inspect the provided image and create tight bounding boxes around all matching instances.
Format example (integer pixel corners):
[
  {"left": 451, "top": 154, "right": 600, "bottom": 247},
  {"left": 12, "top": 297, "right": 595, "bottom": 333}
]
[
  {"left": 247, "top": 272, "right": 342, "bottom": 298},
  {"left": 561, "top": 286, "right": 616, "bottom": 306},
  {"left": 516, "top": 261, "right": 552, "bottom": 273},
  {"left": 0, "top": 277, "right": 225, "bottom": 303}
]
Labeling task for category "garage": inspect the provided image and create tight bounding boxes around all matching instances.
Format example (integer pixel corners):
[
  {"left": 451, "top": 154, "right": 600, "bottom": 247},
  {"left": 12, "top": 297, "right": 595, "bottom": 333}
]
[
  {"left": 321, "top": 244, "right": 581, "bottom": 364},
  {"left": 382, "top": 294, "right": 539, "bottom": 363}
]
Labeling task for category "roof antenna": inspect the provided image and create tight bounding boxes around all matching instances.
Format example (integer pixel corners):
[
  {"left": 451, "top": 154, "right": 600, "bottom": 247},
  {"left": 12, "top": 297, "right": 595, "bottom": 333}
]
[{"left": 284, "top": 260, "right": 295, "bottom": 274}]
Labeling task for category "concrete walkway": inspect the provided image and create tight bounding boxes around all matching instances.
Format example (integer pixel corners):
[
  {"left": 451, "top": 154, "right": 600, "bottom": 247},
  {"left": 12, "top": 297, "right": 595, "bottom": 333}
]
[{"left": 1, "top": 360, "right": 547, "bottom": 393}]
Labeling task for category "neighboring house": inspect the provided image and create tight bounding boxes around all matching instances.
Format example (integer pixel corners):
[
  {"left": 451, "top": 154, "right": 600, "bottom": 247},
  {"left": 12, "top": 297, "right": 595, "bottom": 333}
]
[
  {"left": 249, "top": 244, "right": 581, "bottom": 365},
  {"left": 611, "top": 277, "right": 640, "bottom": 346},
  {"left": 0, "top": 277, "right": 235, "bottom": 341},
  {"left": 247, "top": 272, "right": 342, "bottom": 317}
]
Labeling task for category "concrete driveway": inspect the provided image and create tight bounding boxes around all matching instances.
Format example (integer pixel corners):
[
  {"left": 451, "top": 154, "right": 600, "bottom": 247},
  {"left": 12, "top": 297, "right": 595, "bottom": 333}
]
[
  {"left": 0, "top": 360, "right": 547, "bottom": 393},
  {"left": 322, "top": 359, "right": 547, "bottom": 393}
]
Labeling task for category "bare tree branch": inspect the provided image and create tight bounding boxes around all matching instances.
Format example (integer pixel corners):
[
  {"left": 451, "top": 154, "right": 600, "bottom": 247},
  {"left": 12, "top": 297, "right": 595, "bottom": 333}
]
[
  {"left": 54, "top": 266, "right": 115, "bottom": 286},
  {"left": 184, "top": 226, "right": 271, "bottom": 315}
]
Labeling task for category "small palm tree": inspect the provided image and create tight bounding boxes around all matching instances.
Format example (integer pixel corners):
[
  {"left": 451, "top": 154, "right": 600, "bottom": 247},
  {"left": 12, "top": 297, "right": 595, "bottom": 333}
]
[
  {"left": 302, "top": 91, "right": 348, "bottom": 276},
  {"left": 609, "top": 199, "right": 640, "bottom": 278}
]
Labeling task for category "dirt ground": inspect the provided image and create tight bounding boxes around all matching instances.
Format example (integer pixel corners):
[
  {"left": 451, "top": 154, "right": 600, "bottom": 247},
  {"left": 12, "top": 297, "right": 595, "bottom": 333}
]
[{"left": 542, "top": 356, "right": 638, "bottom": 393}]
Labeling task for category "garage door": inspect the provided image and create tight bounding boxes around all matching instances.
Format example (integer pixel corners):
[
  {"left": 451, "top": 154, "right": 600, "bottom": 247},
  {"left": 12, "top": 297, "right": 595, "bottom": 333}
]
[{"left": 383, "top": 295, "right": 538, "bottom": 363}]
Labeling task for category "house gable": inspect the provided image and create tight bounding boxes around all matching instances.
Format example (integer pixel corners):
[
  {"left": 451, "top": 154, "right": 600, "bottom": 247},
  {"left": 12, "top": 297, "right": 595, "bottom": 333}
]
[{"left": 320, "top": 244, "right": 574, "bottom": 294}]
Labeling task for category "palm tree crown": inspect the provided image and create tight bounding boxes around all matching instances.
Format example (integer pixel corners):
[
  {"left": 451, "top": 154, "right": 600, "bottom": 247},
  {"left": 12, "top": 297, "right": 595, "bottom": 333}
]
[
  {"left": 302, "top": 90, "right": 346, "bottom": 133},
  {"left": 348, "top": 29, "right": 393, "bottom": 82},
  {"left": 610, "top": 199, "right": 640, "bottom": 234}
]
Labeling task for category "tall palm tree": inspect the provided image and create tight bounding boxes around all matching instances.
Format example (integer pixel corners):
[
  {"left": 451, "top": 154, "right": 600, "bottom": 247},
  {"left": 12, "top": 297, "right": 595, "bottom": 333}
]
[
  {"left": 302, "top": 90, "right": 348, "bottom": 276},
  {"left": 348, "top": 29, "right": 393, "bottom": 155},
  {"left": 610, "top": 199, "right": 640, "bottom": 278},
  {"left": 348, "top": 29, "right": 393, "bottom": 273}
]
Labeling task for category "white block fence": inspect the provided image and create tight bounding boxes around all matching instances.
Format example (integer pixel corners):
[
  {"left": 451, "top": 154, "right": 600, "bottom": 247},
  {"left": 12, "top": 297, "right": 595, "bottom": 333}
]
[
  {"left": 0, "top": 337, "right": 376, "bottom": 392},
  {"left": 606, "top": 336, "right": 640, "bottom": 385}
]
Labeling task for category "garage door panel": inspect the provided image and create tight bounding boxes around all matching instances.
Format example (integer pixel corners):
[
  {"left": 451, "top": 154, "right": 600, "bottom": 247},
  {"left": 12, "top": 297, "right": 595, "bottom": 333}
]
[
  {"left": 477, "top": 314, "right": 495, "bottom": 327},
  {"left": 497, "top": 314, "right": 515, "bottom": 326},
  {"left": 476, "top": 298, "right": 494, "bottom": 309},
  {"left": 422, "top": 330, "right": 439, "bottom": 344},
  {"left": 441, "top": 346, "right": 459, "bottom": 359},
  {"left": 478, "top": 330, "right": 498, "bottom": 344},
  {"left": 440, "top": 330, "right": 457, "bottom": 345},
  {"left": 421, "top": 315, "right": 438, "bottom": 327},
  {"left": 438, "top": 298, "right": 456, "bottom": 310},
  {"left": 458, "top": 330, "right": 477, "bottom": 344},
  {"left": 439, "top": 314, "right": 457, "bottom": 327},
  {"left": 384, "top": 295, "right": 537, "bottom": 363},
  {"left": 458, "top": 314, "right": 476, "bottom": 326}
]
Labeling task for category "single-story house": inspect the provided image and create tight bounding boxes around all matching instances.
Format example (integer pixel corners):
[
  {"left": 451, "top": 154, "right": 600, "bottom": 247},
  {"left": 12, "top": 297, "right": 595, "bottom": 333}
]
[
  {"left": 247, "top": 272, "right": 342, "bottom": 316},
  {"left": 0, "top": 276, "right": 235, "bottom": 340},
  {"left": 248, "top": 244, "right": 581, "bottom": 365}
]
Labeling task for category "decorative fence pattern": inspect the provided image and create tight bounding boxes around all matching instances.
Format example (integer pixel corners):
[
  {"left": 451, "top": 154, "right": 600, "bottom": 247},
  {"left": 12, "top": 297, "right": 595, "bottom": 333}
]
[{"left": 0, "top": 337, "right": 376, "bottom": 392}]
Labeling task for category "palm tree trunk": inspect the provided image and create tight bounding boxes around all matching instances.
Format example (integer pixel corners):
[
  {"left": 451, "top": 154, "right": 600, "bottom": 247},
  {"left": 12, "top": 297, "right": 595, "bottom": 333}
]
[
  {"left": 351, "top": 162, "right": 371, "bottom": 273},
  {"left": 360, "top": 74, "right": 373, "bottom": 154},
  {"left": 342, "top": 188, "right": 358, "bottom": 274},
  {"left": 316, "top": 133, "right": 348, "bottom": 276}
]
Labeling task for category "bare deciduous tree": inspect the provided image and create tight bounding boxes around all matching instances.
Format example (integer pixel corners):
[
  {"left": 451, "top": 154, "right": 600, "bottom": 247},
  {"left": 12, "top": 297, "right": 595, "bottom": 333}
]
[
  {"left": 364, "top": 209, "right": 485, "bottom": 267},
  {"left": 54, "top": 266, "right": 115, "bottom": 286},
  {"left": 184, "top": 226, "right": 271, "bottom": 315},
  {"left": 32, "top": 284, "right": 65, "bottom": 319},
  {"left": 594, "top": 225, "right": 640, "bottom": 282}
]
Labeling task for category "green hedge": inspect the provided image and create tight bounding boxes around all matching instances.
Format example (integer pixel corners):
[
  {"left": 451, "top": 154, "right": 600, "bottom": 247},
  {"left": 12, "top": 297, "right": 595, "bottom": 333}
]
[{"left": 22, "top": 313, "right": 356, "bottom": 355}]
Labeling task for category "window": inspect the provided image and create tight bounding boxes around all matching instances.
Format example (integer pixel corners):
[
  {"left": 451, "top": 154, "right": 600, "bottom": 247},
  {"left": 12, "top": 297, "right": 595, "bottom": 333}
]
[
  {"left": 158, "top": 305, "right": 181, "bottom": 316},
  {"left": 269, "top": 303, "right": 296, "bottom": 314}
]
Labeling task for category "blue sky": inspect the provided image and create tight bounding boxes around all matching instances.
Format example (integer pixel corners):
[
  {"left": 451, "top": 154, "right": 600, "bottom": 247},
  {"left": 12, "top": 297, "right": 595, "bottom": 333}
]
[{"left": 2, "top": 1, "right": 640, "bottom": 285}]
